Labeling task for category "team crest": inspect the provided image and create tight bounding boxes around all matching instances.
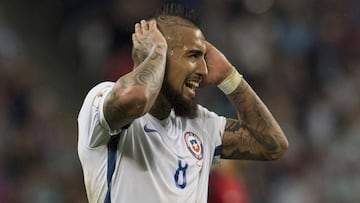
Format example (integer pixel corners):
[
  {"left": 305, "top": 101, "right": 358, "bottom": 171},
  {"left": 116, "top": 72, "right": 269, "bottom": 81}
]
[{"left": 184, "top": 132, "right": 203, "bottom": 160}]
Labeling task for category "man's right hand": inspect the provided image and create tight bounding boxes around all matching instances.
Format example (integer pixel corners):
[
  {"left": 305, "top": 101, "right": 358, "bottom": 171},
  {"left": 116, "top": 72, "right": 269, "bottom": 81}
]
[{"left": 132, "top": 19, "right": 168, "bottom": 67}]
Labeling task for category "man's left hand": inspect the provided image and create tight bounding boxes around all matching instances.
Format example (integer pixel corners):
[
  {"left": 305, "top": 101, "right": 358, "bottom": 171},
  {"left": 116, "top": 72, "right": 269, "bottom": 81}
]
[{"left": 201, "top": 41, "right": 234, "bottom": 87}]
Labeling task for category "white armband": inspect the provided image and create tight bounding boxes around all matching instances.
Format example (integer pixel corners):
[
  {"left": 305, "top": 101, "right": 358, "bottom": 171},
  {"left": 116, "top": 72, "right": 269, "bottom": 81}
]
[{"left": 217, "top": 67, "right": 243, "bottom": 95}]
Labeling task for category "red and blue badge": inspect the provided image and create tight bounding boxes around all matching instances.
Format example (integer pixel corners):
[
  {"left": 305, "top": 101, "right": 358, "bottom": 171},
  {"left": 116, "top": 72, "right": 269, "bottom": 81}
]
[{"left": 184, "top": 132, "right": 203, "bottom": 160}]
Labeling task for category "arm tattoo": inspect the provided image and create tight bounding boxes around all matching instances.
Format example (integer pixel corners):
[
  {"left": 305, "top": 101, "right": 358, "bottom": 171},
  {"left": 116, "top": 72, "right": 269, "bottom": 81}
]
[
  {"left": 222, "top": 119, "right": 275, "bottom": 160},
  {"left": 105, "top": 45, "right": 167, "bottom": 127},
  {"left": 221, "top": 80, "right": 286, "bottom": 160},
  {"left": 120, "top": 45, "right": 166, "bottom": 92}
]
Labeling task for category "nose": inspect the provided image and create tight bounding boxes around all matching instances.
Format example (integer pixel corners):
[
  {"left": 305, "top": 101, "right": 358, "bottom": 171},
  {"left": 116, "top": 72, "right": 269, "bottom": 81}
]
[{"left": 196, "top": 58, "right": 208, "bottom": 77}]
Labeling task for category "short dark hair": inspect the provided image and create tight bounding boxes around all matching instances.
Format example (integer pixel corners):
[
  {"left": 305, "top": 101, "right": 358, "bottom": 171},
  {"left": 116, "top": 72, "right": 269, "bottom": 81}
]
[{"left": 153, "top": 1, "right": 200, "bottom": 27}]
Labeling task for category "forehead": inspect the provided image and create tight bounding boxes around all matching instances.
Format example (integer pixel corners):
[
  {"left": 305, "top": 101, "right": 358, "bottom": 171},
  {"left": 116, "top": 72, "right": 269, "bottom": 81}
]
[
  {"left": 166, "top": 26, "right": 205, "bottom": 50},
  {"left": 157, "top": 16, "right": 205, "bottom": 50}
]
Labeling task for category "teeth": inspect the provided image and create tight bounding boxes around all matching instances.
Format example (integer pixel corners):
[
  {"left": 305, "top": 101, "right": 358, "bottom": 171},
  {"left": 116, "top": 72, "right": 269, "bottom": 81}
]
[
  {"left": 186, "top": 81, "right": 199, "bottom": 89},
  {"left": 189, "top": 81, "right": 199, "bottom": 88}
]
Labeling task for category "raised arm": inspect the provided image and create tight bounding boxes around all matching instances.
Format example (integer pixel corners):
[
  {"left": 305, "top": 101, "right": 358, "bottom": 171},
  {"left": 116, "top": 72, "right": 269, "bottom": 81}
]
[
  {"left": 104, "top": 20, "right": 168, "bottom": 130},
  {"left": 204, "top": 42, "right": 288, "bottom": 161},
  {"left": 221, "top": 79, "right": 288, "bottom": 160}
]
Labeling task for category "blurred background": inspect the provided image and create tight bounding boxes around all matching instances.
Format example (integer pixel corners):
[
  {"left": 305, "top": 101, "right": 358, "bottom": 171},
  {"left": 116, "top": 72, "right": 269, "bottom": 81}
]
[{"left": 0, "top": 0, "right": 359, "bottom": 202}]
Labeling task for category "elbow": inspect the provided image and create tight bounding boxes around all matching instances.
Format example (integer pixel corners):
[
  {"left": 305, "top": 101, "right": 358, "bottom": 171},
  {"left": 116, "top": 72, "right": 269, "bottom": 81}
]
[
  {"left": 265, "top": 132, "right": 289, "bottom": 161},
  {"left": 110, "top": 86, "right": 151, "bottom": 118},
  {"left": 273, "top": 137, "right": 289, "bottom": 160},
  {"left": 122, "top": 87, "right": 152, "bottom": 117}
]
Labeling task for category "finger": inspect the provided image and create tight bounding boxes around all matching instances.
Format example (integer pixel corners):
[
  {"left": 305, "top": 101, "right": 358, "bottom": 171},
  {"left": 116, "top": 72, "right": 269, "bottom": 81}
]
[
  {"left": 135, "top": 23, "right": 145, "bottom": 40},
  {"left": 140, "top": 20, "right": 149, "bottom": 32},
  {"left": 148, "top": 19, "right": 157, "bottom": 31},
  {"left": 135, "top": 23, "right": 142, "bottom": 36},
  {"left": 205, "top": 41, "right": 214, "bottom": 51},
  {"left": 132, "top": 33, "right": 139, "bottom": 46}
]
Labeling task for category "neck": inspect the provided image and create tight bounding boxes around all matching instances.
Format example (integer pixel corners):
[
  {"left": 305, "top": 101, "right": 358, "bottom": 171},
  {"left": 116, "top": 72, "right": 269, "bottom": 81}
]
[{"left": 149, "top": 93, "right": 172, "bottom": 120}]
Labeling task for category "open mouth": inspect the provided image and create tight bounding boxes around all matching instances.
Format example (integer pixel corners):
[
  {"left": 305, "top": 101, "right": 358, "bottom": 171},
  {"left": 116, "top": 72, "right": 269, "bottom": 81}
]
[
  {"left": 184, "top": 79, "right": 201, "bottom": 98},
  {"left": 185, "top": 80, "right": 200, "bottom": 91}
]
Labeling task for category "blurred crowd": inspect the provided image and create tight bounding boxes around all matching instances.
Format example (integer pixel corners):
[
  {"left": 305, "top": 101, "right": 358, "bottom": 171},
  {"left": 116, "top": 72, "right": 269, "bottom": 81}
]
[{"left": 0, "top": 0, "right": 359, "bottom": 202}]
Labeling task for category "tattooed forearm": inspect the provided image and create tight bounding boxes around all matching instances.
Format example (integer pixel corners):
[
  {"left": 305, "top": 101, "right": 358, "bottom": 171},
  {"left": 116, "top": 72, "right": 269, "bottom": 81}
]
[
  {"left": 132, "top": 45, "right": 166, "bottom": 100},
  {"left": 104, "top": 44, "right": 167, "bottom": 129},
  {"left": 222, "top": 119, "right": 276, "bottom": 160},
  {"left": 223, "top": 120, "right": 259, "bottom": 152},
  {"left": 224, "top": 119, "right": 276, "bottom": 148},
  {"left": 222, "top": 79, "right": 288, "bottom": 160},
  {"left": 121, "top": 45, "right": 166, "bottom": 90}
]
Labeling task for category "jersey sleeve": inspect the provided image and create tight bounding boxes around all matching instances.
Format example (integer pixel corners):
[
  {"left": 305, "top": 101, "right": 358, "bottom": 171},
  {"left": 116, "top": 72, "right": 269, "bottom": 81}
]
[
  {"left": 78, "top": 82, "right": 122, "bottom": 148},
  {"left": 197, "top": 105, "right": 227, "bottom": 165}
]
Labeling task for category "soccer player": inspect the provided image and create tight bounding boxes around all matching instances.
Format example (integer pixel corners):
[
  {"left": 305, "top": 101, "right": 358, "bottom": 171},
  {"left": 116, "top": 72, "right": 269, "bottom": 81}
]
[{"left": 77, "top": 3, "right": 288, "bottom": 203}]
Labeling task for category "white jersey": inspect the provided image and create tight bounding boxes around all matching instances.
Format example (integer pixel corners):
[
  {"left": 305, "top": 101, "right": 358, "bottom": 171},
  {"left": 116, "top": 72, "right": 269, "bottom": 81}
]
[{"left": 78, "top": 82, "right": 227, "bottom": 203}]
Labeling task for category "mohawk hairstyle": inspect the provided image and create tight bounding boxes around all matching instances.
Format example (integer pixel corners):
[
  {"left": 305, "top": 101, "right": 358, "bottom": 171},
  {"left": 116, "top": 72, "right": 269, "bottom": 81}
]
[{"left": 153, "top": 1, "right": 201, "bottom": 27}]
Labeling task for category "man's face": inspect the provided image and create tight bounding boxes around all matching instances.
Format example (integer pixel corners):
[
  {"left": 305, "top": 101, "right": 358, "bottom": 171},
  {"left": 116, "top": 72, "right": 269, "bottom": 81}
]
[{"left": 159, "top": 19, "right": 208, "bottom": 118}]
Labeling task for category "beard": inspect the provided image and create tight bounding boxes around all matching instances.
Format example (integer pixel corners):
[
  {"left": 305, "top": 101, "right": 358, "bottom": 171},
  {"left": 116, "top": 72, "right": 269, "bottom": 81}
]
[{"left": 162, "top": 80, "right": 198, "bottom": 119}]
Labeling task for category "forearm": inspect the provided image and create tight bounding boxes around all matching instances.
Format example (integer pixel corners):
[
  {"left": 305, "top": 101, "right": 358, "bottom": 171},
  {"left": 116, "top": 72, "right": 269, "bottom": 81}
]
[
  {"left": 226, "top": 78, "right": 288, "bottom": 158},
  {"left": 123, "top": 44, "right": 167, "bottom": 105},
  {"left": 104, "top": 44, "right": 167, "bottom": 129}
]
